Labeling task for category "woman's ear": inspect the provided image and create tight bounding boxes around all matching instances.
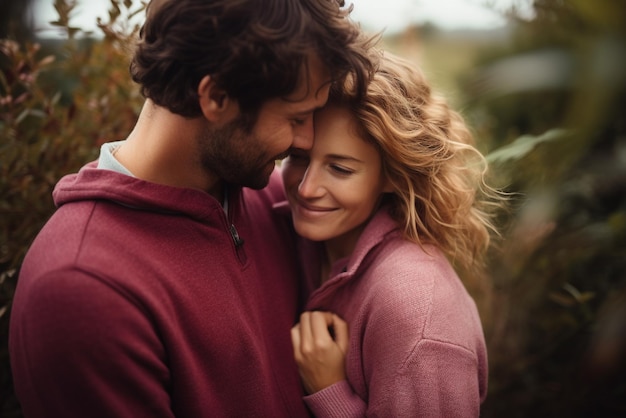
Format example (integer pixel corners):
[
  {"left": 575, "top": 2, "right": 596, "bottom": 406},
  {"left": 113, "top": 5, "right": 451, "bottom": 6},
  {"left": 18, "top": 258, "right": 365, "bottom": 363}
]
[{"left": 198, "top": 75, "right": 237, "bottom": 123}]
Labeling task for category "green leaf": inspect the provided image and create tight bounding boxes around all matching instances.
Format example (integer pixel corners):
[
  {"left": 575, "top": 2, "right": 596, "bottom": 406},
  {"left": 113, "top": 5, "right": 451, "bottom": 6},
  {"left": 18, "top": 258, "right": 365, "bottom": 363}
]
[
  {"left": 16, "top": 109, "right": 47, "bottom": 125},
  {"left": 487, "top": 128, "right": 572, "bottom": 164}
]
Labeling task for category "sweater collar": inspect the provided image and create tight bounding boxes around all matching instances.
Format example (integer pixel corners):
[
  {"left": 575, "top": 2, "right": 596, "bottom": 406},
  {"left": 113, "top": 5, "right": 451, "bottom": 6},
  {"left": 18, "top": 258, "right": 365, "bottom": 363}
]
[
  {"left": 54, "top": 161, "right": 242, "bottom": 225},
  {"left": 329, "top": 206, "right": 400, "bottom": 278},
  {"left": 303, "top": 206, "right": 401, "bottom": 305}
]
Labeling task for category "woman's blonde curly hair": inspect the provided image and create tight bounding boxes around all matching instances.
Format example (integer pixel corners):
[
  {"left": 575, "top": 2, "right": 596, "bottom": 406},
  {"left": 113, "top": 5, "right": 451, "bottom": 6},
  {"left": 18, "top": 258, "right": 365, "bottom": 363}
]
[{"left": 332, "top": 50, "right": 503, "bottom": 272}]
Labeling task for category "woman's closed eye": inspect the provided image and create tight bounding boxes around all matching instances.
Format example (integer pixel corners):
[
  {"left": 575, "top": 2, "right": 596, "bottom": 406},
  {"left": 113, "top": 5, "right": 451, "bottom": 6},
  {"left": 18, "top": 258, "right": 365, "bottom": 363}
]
[{"left": 329, "top": 164, "right": 355, "bottom": 176}]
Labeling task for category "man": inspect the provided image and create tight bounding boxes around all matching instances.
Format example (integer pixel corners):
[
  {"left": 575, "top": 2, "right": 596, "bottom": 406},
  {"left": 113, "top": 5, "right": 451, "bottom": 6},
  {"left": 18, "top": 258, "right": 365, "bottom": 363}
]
[{"left": 9, "top": 0, "right": 375, "bottom": 416}]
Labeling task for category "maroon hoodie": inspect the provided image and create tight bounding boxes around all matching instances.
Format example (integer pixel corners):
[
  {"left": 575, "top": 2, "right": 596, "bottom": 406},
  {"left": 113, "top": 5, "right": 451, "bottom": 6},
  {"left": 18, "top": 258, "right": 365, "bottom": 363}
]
[{"left": 9, "top": 163, "right": 309, "bottom": 417}]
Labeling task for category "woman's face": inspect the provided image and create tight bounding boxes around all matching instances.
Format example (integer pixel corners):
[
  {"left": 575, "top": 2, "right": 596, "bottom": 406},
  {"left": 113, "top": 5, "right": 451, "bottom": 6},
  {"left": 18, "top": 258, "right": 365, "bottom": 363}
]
[{"left": 282, "top": 104, "right": 388, "bottom": 255}]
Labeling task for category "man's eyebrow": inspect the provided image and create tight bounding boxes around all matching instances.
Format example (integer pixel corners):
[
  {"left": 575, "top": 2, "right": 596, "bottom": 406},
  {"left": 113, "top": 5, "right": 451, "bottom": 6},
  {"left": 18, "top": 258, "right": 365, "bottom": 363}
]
[
  {"left": 293, "top": 105, "right": 322, "bottom": 116},
  {"left": 291, "top": 111, "right": 312, "bottom": 118}
]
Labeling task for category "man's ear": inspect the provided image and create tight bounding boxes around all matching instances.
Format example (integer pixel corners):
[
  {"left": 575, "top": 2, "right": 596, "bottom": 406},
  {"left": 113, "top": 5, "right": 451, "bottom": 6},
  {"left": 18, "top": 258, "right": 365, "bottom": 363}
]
[{"left": 198, "top": 75, "right": 237, "bottom": 123}]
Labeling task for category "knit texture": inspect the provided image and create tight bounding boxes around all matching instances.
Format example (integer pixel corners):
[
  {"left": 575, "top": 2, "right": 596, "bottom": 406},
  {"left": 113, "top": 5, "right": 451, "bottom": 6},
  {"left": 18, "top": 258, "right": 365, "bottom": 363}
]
[
  {"left": 298, "top": 207, "right": 488, "bottom": 417},
  {"left": 10, "top": 163, "right": 309, "bottom": 417}
]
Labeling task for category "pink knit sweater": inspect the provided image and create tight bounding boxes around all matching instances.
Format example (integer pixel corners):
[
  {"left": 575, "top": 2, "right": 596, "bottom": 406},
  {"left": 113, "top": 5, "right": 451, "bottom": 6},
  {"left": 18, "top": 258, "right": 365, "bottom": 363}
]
[{"left": 297, "top": 207, "right": 488, "bottom": 417}]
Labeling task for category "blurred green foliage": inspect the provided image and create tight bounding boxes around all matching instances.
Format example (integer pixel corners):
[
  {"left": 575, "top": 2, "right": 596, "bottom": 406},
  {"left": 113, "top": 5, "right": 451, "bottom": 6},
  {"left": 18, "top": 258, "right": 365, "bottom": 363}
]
[
  {"left": 1, "top": 0, "right": 625, "bottom": 417},
  {"left": 0, "top": 0, "right": 35, "bottom": 41},
  {"left": 1, "top": 1, "right": 144, "bottom": 415},
  {"left": 461, "top": 0, "right": 626, "bottom": 416},
  {"left": 384, "top": 0, "right": 625, "bottom": 415}
]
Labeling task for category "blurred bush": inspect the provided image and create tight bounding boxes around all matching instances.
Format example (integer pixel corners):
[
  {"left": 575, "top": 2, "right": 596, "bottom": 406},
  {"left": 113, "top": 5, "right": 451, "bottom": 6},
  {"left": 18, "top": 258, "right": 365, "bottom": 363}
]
[
  {"left": 2, "top": 0, "right": 625, "bottom": 416},
  {"left": 461, "top": 0, "right": 626, "bottom": 416},
  {"left": 0, "top": 0, "right": 144, "bottom": 415},
  {"left": 0, "top": 0, "right": 35, "bottom": 41}
]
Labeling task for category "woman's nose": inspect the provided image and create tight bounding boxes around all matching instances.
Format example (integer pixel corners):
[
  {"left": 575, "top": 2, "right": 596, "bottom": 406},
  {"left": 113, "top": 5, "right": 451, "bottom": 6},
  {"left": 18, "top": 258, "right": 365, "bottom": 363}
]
[{"left": 297, "top": 166, "right": 323, "bottom": 198}]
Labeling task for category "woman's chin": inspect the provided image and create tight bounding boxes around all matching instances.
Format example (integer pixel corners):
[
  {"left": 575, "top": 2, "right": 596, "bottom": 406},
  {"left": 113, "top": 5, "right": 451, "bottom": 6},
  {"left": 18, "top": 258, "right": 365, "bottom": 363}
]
[{"left": 293, "top": 223, "right": 328, "bottom": 242}]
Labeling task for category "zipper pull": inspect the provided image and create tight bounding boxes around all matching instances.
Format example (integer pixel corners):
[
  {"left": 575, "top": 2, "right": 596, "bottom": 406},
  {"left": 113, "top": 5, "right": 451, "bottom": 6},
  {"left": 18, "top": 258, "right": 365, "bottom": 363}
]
[{"left": 229, "top": 224, "right": 244, "bottom": 247}]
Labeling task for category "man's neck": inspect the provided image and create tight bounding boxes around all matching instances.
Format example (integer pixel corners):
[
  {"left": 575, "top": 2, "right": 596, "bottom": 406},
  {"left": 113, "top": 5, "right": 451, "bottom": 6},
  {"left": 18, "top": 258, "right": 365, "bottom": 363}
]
[{"left": 114, "top": 100, "right": 224, "bottom": 200}]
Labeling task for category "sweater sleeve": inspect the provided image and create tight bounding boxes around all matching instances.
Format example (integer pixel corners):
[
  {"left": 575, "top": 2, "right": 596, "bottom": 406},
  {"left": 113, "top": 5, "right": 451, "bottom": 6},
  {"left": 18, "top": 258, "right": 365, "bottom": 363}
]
[
  {"left": 359, "top": 249, "right": 485, "bottom": 417},
  {"left": 9, "top": 268, "right": 174, "bottom": 418},
  {"left": 303, "top": 380, "right": 366, "bottom": 417},
  {"left": 302, "top": 340, "right": 481, "bottom": 418},
  {"left": 357, "top": 295, "right": 484, "bottom": 416},
  {"left": 385, "top": 339, "right": 483, "bottom": 417}
]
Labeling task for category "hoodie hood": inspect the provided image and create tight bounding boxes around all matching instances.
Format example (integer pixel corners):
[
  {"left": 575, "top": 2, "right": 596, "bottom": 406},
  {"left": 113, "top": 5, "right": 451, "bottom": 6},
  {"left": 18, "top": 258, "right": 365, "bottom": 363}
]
[
  {"left": 291, "top": 205, "right": 402, "bottom": 306},
  {"left": 53, "top": 162, "right": 234, "bottom": 224}
]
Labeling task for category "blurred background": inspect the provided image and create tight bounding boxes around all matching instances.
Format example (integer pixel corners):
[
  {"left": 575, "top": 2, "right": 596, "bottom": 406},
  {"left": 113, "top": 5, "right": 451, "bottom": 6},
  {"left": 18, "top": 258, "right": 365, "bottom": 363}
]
[{"left": 1, "top": 0, "right": 625, "bottom": 417}]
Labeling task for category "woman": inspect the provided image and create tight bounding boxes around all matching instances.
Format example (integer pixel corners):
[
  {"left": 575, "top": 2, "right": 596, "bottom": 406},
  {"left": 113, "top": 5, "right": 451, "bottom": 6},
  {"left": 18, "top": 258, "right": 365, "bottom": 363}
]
[{"left": 281, "top": 51, "right": 502, "bottom": 417}]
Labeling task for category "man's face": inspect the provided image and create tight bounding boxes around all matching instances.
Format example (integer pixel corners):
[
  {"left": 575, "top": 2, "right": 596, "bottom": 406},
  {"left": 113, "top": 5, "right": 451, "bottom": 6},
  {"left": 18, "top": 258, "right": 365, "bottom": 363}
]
[{"left": 199, "top": 54, "right": 331, "bottom": 190}]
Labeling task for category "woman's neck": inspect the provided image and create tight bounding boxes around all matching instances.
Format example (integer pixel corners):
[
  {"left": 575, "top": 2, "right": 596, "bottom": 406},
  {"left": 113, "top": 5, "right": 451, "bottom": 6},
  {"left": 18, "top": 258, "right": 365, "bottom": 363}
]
[
  {"left": 319, "top": 258, "right": 331, "bottom": 286},
  {"left": 319, "top": 235, "right": 355, "bottom": 285}
]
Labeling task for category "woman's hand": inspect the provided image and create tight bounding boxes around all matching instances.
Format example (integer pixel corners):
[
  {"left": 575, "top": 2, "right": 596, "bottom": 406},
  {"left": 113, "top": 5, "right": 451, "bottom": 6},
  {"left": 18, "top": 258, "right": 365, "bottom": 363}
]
[{"left": 291, "top": 311, "right": 349, "bottom": 394}]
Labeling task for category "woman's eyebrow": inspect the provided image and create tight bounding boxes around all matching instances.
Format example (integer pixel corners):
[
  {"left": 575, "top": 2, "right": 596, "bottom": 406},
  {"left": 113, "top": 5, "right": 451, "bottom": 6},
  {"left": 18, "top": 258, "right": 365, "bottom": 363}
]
[{"left": 326, "top": 154, "right": 365, "bottom": 164}]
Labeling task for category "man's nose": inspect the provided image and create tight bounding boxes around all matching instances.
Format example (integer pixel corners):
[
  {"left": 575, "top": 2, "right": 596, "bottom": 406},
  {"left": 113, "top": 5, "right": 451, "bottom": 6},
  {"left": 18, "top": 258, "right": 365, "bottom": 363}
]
[{"left": 292, "top": 116, "right": 314, "bottom": 151}]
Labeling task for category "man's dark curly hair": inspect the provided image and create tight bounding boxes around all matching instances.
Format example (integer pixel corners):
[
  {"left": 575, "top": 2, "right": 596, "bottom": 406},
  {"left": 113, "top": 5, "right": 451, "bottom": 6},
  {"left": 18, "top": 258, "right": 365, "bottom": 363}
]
[{"left": 130, "top": 0, "right": 376, "bottom": 119}]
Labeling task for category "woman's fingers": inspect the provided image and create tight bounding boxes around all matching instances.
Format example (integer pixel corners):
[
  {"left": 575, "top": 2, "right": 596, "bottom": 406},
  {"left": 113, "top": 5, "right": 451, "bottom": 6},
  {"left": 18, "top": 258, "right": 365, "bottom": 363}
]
[
  {"left": 309, "top": 311, "right": 335, "bottom": 344},
  {"left": 298, "top": 312, "right": 313, "bottom": 353},
  {"left": 331, "top": 314, "right": 349, "bottom": 354},
  {"left": 291, "top": 311, "right": 350, "bottom": 393},
  {"left": 294, "top": 311, "right": 348, "bottom": 357},
  {"left": 290, "top": 323, "right": 302, "bottom": 359},
  {"left": 297, "top": 311, "right": 332, "bottom": 352}
]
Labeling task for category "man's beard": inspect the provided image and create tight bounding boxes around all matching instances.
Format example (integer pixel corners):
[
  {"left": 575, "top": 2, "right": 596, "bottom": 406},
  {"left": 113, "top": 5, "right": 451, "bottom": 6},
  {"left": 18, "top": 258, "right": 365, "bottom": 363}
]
[{"left": 198, "top": 117, "right": 276, "bottom": 190}]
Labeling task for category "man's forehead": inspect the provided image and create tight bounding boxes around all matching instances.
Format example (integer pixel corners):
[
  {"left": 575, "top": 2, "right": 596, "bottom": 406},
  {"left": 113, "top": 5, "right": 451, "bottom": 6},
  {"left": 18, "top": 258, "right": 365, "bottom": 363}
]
[{"left": 286, "top": 53, "right": 332, "bottom": 100}]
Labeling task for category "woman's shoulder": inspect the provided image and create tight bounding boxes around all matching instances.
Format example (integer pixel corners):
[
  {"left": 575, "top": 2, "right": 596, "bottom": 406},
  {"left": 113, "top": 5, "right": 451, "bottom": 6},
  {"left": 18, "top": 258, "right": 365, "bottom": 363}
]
[
  {"left": 356, "top": 238, "right": 444, "bottom": 315},
  {"left": 364, "top": 240, "right": 482, "bottom": 348},
  {"left": 360, "top": 236, "right": 479, "bottom": 331},
  {"left": 367, "top": 235, "right": 454, "bottom": 282}
]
